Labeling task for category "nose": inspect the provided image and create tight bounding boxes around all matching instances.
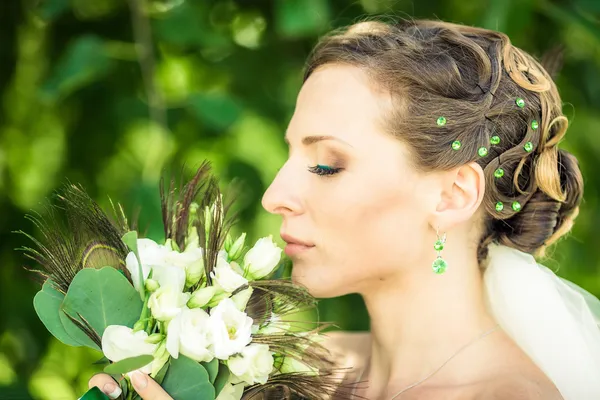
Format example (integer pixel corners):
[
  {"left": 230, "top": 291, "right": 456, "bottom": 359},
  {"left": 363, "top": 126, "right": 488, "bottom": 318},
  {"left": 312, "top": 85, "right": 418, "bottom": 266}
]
[{"left": 261, "top": 161, "right": 303, "bottom": 217}]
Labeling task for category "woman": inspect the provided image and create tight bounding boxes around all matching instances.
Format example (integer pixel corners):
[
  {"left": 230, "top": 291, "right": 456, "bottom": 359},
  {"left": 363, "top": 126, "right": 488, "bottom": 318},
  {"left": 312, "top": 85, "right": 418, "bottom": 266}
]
[{"left": 89, "top": 19, "right": 600, "bottom": 400}]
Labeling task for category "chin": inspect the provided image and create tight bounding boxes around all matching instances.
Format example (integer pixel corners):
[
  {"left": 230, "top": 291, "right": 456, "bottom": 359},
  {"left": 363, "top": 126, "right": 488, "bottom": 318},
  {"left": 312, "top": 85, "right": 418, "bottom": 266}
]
[{"left": 291, "top": 265, "right": 346, "bottom": 299}]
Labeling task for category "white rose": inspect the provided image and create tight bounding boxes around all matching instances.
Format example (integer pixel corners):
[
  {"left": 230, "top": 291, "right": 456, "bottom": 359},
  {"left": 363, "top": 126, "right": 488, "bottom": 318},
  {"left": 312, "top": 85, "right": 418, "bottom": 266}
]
[
  {"left": 215, "top": 378, "right": 244, "bottom": 400},
  {"left": 209, "top": 298, "right": 253, "bottom": 360},
  {"left": 148, "top": 286, "right": 191, "bottom": 321},
  {"left": 166, "top": 308, "right": 214, "bottom": 362},
  {"left": 101, "top": 325, "right": 157, "bottom": 374},
  {"left": 211, "top": 257, "right": 248, "bottom": 293},
  {"left": 228, "top": 343, "right": 274, "bottom": 385},
  {"left": 243, "top": 236, "right": 282, "bottom": 280}
]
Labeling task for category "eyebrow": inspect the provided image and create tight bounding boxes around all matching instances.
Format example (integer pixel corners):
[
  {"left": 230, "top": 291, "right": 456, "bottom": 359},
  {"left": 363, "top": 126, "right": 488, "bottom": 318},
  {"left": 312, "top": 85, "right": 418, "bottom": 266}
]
[{"left": 284, "top": 134, "right": 354, "bottom": 148}]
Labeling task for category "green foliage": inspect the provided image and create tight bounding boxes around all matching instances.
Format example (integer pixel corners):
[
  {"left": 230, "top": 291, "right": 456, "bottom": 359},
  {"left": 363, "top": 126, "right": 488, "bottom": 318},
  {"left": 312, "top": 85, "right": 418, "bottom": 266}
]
[
  {"left": 200, "top": 358, "right": 219, "bottom": 384},
  {"left": 33, "top": 281, "right": 83, "bottom": 348},
  {"left": 161, "top": 355, "right": 214, "bottom": 400},
  {"left": 1, "top": 0, "right": 599, "bottom": 398},
  {"left": 213, "top": 361, "right": 230, "bottom": 397},
  {"left": 62, "top": 267, "right": 143, "bottom": 340},
  {"left": 103, "top": 355, "right": 154, "bottom": 375}
]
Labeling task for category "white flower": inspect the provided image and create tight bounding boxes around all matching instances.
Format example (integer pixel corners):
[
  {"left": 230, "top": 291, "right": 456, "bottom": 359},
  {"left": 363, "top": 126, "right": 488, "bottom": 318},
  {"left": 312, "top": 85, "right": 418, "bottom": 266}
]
[
  {"left": 126, "top": 238, "right": 170, "bottom": 292},
  {"left": 209, "top": 298, "right": 253, "bottom": 360},
  {"left": 215, "top": 378, "right": 244, "bottom": 400},
  {"left": 151, "top": 264, "right": 186, "bottom": 293},
  {"left": 163, "top": 246, "right": 204, "bottom": 288},
  {"left": 148, "top": 286, "right": 191, "bottom": 321},
  {"left": 243, "top": 236, "right": 282, "bottom": 280},
  {"left": 101, "top": 325, "right": 157, "bottom": 374},
  {"left": 228, "top": 344, "right": 274, "bottom": 385},
  {"left": 166, "top": 308, "right": 214, "bottom": 362},
  {"left": 211, "top": 257, "right": 248, "bottom": 293}
]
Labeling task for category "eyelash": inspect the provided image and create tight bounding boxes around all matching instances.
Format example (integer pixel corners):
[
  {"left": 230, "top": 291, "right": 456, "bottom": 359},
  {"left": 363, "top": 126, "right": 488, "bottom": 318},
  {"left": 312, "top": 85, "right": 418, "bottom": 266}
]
[{"left": 308, "top": 164, "right": 342, "bottom": 176}]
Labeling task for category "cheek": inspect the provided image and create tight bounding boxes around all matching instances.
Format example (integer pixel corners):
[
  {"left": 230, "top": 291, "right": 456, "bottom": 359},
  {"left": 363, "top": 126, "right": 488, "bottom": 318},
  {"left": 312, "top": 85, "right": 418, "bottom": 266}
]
[{"left": 298, "top": 173, "right": 430, "bottom": 296}]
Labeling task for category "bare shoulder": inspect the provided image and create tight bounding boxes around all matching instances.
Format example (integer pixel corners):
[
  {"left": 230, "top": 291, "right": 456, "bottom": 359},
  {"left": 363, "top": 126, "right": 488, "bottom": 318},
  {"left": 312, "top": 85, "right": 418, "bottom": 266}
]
[{"left": 473, "top": 374, "right": 563, "bottom": 400}]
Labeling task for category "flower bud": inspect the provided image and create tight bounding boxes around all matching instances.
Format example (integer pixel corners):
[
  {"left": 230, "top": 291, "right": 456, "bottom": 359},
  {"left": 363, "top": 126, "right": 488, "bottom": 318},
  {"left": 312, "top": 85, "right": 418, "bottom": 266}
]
[
  {"left": 207, "top": 288, "right": 232, "bottom": 308},
  {"left": 187, "top": 286, "right": 218, "bottom": 309},
  {"left": 145, "top": 278, "right": 160, "bottom": 293},
  {"left": 154, "top": 340, "right": 168, "bottom": 360},
  {"left": 145, "top": 333, "right": 165, "bottom": 344},
  {"left": 132, "top": 320, "right": 146, "bottom": 332},
  {"left": 224, "top": 233, "right": 234, "bottom": 254},
  {"left": 228, "top": 233, "right": 246, "bottom": 261},
  {"left": 151, "top": 341, "right": 169, "bottom": 376},
  {"left": 243, "top": 235, "right": 282, "bottom": 280}
]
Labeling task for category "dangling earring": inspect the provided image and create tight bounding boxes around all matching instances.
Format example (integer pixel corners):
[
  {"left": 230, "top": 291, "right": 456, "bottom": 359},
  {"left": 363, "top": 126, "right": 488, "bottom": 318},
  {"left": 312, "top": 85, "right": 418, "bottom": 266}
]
[{"left": 432, "top": 228, "right": 448, "bottom": 274}]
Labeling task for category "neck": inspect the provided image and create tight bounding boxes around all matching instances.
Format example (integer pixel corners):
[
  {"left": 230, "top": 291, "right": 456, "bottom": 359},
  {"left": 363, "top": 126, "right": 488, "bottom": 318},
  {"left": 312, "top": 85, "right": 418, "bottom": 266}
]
[{"left": 359, "top": 242, "right": 497, "bottom": 399}]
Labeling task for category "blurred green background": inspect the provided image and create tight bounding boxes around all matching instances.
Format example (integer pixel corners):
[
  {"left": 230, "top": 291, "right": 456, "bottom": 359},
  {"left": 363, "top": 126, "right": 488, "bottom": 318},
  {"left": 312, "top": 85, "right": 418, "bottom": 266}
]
[{"left": 0, "top": 0, "right": 599, "bottom": 398}]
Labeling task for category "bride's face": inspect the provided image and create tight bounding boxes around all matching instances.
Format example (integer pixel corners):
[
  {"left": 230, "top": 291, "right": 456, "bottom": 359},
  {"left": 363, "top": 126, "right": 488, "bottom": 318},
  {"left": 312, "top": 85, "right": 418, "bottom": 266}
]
[{"left": 262, "top": 64, "right": 440, "bottom": 297}]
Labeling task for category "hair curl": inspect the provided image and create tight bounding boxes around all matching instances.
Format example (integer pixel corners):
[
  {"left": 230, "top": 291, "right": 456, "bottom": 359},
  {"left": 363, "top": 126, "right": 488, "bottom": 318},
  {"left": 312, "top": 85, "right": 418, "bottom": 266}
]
[{"left": 304, "top": 19, "right": 583, "bottom": 263}]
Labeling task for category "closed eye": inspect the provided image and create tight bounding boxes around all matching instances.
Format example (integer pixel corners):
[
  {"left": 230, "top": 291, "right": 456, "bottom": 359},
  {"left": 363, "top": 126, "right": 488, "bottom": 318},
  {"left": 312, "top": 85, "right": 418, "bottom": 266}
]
[{"left": 308, "top": 164, "right": 342, "bottom": 176}]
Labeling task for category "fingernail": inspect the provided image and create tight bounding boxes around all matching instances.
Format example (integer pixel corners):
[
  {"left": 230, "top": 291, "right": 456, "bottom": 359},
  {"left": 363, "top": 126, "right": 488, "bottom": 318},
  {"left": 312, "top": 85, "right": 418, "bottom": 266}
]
[
  {"left": 103, "top": 382, "right": 122, "bottom": 399},
  {"left": 131, "top": 370, "right": 148, "bottom": 390}
]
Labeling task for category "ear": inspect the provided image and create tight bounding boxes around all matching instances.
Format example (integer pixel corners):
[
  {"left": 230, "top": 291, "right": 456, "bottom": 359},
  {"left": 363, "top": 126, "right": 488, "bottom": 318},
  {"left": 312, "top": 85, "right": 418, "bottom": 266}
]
[{"left": 430, "top": 162, "right": 485, "bottom": 231}]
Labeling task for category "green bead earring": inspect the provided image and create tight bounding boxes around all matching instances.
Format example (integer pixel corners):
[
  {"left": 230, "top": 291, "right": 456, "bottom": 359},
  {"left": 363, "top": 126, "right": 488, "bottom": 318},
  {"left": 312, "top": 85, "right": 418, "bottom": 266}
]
[{"left": 432, "top": 229, "right": 448, "bottom": 274}]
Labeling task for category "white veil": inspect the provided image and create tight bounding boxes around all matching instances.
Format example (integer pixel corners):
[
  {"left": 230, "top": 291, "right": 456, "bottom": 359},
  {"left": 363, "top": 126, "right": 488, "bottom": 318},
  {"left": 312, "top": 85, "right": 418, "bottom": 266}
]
[{"left": 483, "top": 243, "right": 600, "bottom": 399}]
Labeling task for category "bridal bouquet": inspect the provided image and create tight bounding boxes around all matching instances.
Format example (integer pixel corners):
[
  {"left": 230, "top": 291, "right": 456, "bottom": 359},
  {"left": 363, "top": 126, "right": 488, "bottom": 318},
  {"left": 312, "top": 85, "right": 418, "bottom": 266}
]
[{"left": 21, "top": 161, "right": 341, "bottom": 400}]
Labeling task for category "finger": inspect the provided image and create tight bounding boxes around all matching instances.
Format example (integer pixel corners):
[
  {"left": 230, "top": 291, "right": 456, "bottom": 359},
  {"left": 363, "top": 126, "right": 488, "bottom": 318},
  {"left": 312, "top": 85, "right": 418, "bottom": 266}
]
[
  {"left": 130, "top": 370, "right": 173, "bottom": 400},
  {"left": 88, "top": 373, "right": 123, "bottom": 399}
]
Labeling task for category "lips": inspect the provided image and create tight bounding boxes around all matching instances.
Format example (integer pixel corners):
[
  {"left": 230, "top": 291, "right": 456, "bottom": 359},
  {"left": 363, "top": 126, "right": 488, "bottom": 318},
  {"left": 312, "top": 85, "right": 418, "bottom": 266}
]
[
  {"left": 280, "top": 232, "right": 314, "bottom": 247},
  {"left": 280, "top": 232, "right": 315, "bottom": 257}
]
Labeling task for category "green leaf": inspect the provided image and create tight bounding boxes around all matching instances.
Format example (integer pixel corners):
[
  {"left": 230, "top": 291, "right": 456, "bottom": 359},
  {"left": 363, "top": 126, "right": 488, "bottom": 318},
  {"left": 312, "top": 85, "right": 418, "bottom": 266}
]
[
  {"left": 122, "top": 231, "right": 139, "bottom": 253},
  {"left": 93, "top": 356, "right": 110, "bottom": 365},
  {"left": 62, "top": 267, "right": 144, "bottom": 340},
  {"left": 40, "top": 35, "right": 113, "bottom": 102},
  {"left": 200, "top": 358, "right": 219, "bottom": 384},
  {"left": 162, "top": 355, "right": 215, "bottom": 400},
  {"left": 33, "top": 280, "right": 82, "bottom": 347},
  {"left": 58, "top": 308, "right": 101, "bottom": 350},
  {"left": 104, "top": 355, "right": 154, "bottom": 375},
  {"left": 154, "top": 361, "right": 170, "bottom": 386},
  {"left": 213, "top": 362, "right": 230, "bottom": 398}
]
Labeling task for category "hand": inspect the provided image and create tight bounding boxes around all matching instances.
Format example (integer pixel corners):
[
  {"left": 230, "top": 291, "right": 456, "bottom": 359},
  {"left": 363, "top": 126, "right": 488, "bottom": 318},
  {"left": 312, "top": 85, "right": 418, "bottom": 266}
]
[{"left": 88, "top": 371, "right": 173, "bottom": 400}]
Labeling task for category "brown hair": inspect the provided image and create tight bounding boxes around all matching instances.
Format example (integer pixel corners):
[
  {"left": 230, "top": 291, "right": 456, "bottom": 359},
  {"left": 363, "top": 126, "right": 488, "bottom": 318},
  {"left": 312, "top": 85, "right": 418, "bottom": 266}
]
[{"left": 304, "top": 19, "right": 583, "bottom": 262}]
